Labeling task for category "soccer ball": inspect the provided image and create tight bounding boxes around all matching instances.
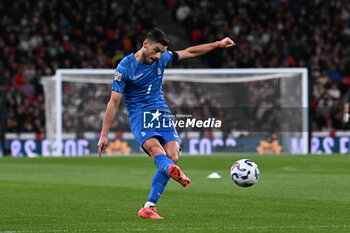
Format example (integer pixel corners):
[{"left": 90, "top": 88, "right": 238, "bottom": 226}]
[{"left": 230, "top": 159, "right": 260, "bottom": 187}]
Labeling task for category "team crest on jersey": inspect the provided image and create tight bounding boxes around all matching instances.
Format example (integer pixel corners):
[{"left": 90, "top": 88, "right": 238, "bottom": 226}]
[
  {"left": 114, "top": 72, "right": 122, "bottom": 81},
  {"left": 157, "top": 67, "right": 161, "bottom": 75}
]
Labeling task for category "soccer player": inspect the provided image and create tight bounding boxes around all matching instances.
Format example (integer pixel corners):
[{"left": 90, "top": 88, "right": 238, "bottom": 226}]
[{"left": 97, "top": 28, "right": 235, "bottom": 219}]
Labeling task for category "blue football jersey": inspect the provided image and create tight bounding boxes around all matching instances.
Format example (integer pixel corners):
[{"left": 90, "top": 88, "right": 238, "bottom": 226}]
[{"left": 112, "top": 50, "right": 176, "bottom": 113}]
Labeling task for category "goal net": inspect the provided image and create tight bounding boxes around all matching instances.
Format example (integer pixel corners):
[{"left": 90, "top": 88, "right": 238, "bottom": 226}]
[{"left": 41, "top": 68, "right": 308, "bottom": 156}]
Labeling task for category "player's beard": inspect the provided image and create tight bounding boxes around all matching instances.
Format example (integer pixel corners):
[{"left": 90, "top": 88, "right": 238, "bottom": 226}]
[
  {"left": 142, "top": 51, "right": 157, "bottom": 65},
  {"left": 141, "top": 53, "right": 150, "bottom": 65}
]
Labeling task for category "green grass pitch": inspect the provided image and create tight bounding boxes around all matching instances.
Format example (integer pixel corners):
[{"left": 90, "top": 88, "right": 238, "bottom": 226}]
[{"left": 0, "top": 154, "right": 349, "bottom": 232}]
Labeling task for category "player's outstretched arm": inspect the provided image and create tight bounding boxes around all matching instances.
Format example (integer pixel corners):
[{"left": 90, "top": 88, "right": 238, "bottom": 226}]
[
  {"left": 97, "top": 91, "right": 122, "bottom": 157},
  {"left": 176, "top": 37, "right": 235, "bottom": 60}
]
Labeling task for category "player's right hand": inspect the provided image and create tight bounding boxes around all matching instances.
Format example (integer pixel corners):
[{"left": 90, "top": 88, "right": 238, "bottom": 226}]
[
  {"left": 97, "top": 136, "right": 108, "bottom": 158},
  {"left": 217, "top": 37, "right": 236, "bottom": 48}
]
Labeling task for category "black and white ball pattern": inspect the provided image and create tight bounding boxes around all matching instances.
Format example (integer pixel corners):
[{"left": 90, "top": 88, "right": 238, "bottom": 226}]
[{"left": 230, "top": 159, "right": 260, "bottom": 187}]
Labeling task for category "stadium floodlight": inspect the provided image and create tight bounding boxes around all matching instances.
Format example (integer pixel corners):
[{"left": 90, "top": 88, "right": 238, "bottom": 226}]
[{"left": 42, "top": 68, "right": 308, "bottom": 155}]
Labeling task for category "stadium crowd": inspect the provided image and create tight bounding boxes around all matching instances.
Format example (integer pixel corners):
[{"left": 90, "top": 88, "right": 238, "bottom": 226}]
[
  {"left": 2, "top": 0, "right": 350, "bottom": 136},
  {"left": 1, "top": 0, "right": 155, "bottom": 134},
  {"left": 168, "top": 0, "right": 350, "bottom": 130}
]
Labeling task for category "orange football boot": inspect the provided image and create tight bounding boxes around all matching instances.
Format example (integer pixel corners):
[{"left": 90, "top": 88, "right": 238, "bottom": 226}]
[
  {"left": 168, "top": 165, "right": 191, "bottom": 187},
  {"left": 138, "top": 207, "right": 164, "bottom": 219}
]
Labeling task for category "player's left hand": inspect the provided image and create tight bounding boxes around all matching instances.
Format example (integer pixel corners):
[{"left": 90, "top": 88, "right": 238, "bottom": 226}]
[
  {"left": 218, "top": 37, "right": 236, "bottom": 48},
  {"left": 97, "top": 136, "right": 108, "bottom": 158}
]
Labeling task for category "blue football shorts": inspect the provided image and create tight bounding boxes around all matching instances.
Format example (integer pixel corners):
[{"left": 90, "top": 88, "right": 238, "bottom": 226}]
[{"left": 128, "top": 110, "right": 180, "bottom": 148}]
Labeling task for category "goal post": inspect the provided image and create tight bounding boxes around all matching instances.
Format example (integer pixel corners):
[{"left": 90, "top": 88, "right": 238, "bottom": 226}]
[{"left": 42, "top": 68, "right": 308, "bottom": 156}]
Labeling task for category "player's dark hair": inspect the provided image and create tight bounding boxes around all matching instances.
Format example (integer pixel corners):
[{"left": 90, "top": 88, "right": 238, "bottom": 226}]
[{"left": 145, "top": 28, "right": 169, "bottom": 46}]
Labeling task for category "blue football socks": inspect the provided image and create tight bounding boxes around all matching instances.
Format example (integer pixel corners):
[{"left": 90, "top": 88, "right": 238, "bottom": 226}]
[
  {"left": 147, "top": 169, "right": 170, "bottom": 204},
  {"left": 153, "top": 154, "right": 175, "bottom": 177},
  {"left": 146, "top": 154, "right": 175, "bottom": 204}
]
